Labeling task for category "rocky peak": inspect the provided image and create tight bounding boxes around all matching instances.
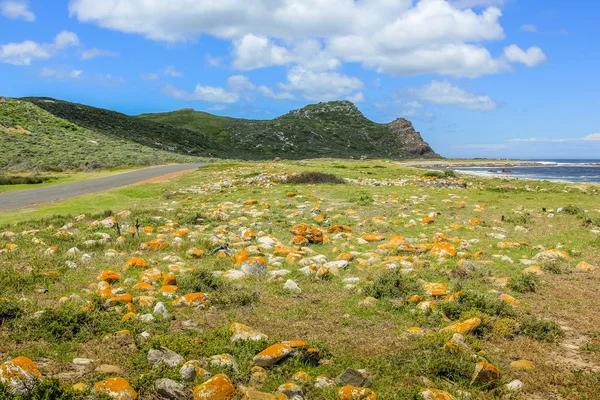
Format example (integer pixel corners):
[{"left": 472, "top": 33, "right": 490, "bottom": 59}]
[{"left": 280, "top": 100, "right": 365, "bottom": 120}]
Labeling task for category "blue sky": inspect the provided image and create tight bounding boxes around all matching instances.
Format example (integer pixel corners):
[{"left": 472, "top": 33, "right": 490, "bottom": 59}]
[{"left": 1, "top": 0, "right": 599, "bottom": 159}]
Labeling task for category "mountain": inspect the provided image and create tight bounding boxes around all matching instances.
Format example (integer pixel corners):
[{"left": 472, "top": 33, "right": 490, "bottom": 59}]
[
  {"left": 138, "top": 100, "right": 440, "bottom": 160},
  {"left": 1, "top": 97, "right": 439, "bottom": 172},
  {"left": 0, "top": 97, "right": 199, "bottom": 172}
]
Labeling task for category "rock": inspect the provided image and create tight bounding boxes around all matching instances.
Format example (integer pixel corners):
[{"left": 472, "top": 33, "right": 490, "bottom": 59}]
[
  {"left": 241, "top": 257, "right": 268, "bottom": 276},
  {"left": 358, "top": 297, "right": 378, "bottom": 307},
  {"left": 253, "top": 344, "right": 293, "bottom": 367},
  {"left": 172, "top": 292, "right": 211, "bottom": 308},
  {"left": 193, "top": 374, "right": 235, "bottom": 400},
  {"left": 209, "top": 354, "right": 239, "bottom": 372},
  {"left": 533, "top": 249, "right": 571, "bottom": 261},
  {"left": 154, "top": 302, "right": 170, "bottom": 319},
  {"left": 283, "top": 280, "right": 301, "bottom": 292},
  {"left": 276, "top": 382, "right": 304, "bottom": 399},
  {"left": 180, "top": 360, "right": 210, "bottom": 381},
  {"left": 506, "top": 379, "right": 524, "bottom": 392},
  {"left": 442, "top": 318, "right": 481, "bottom": 334},
  {"left": 94, "top": 364, "right": 123, "bottom": 374},
  {"left": 336, "top": 368, "right": 372, "bottom": 388},
  {"left": 471, "top": 361, "right": 501, "bottom": 385},
  {"left": 72, "top": 382, "right": 87, "bottom": 392},
  {"left": 249, "top": 366, "right": 268, "bottom": 386},
  {"left": 575, "top": 261, "right": 596, "bottom": 272},
  {"left": 140, "top": 313, "right": 156, "bottom": 322},
  {"left": 0, "top": 356, "right": 42, "bottom": 398},
  {"left": 230, "top": 322, "right": 268, "bottom": 342},
  {"left": 337, "top": 385, "right": 377, "bottom": 400},
  {"left": 239, "top": 386, "right": 287, "bottom": 400},
  {"left": 292, "top": 371, "right": 311, "bottom": 383},
  {"left": 147, "top": 347, "right": 185, "bottom": 368},
  {"left": 73, "top": 357, "right": 94, "bottom": 365},
  {"left": 314, "top": 376, "right": 335, "bottom": 389},
  {"left": 324, "top": 260, "right": 349, "bottom": 270},
  {"left": 155, "top": 378, "right": 185, "bottom": 399},
  {"left": 420, "top": 388, "right": 455, "bottom": 400},
  {"left": 510, "top": 360, "right": 534, "bottom": 371},
  {"left": 523, "top": 265, "right": 544, "bottom": 276},
  {"left": 94, "top": 377, "right": 137, "bottom": 399}
]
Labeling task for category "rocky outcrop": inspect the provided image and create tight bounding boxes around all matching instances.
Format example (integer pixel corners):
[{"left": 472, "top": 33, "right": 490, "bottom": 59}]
[{"left": 386, "top": 118, "right": 441, "bottom": 158}]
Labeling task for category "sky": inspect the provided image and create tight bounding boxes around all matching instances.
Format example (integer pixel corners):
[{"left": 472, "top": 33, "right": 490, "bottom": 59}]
[{"left": 1, "top": 0, "right": 599, "bottom": 159}]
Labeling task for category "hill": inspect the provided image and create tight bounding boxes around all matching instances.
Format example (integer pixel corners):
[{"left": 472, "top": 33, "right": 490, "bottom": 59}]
[
  {"left": 138, "top": 100, "right": 441, "bottom": 160},
  {"left": 0, "top": 97, "right": 200, "bottom": 172}
]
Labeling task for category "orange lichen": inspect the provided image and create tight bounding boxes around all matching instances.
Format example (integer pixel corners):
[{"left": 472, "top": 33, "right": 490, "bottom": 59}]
[
  {"left": 93, "top": 377, "right": 137, "bottom": 400},
  {"left": 430, "top": 242, "right": 457, "bottom": 257},
  {"left": 125, "top": 258, "right": 148, "bottom": 268},
  {"left": 442, "top": 317, "right": 481, "bottom": 334},
  {"left": 361, "top": 234, "right": 385, "bottom": 242},
  {"left": 337, "top": 386, "right": 377, "bottom": 400},
  {"left": 193, "top": 374, "right": 234, "bottom": 400}
]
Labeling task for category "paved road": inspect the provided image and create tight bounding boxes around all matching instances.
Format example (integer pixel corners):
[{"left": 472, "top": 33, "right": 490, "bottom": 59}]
[{"left": 0, "top": 163, "right": 204, "bottom": 211}]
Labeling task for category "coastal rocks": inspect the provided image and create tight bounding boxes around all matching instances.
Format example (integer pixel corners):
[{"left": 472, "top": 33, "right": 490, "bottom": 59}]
[
  {"left": 180, "top": 360, "right": 210, "bottom": 381},
  {"left": 172, "top": 292, "right": 211, "bottom": 308},
  {"left": 0, "top": 356, "right": 42, "bottom": 397},
  {"left": 94, "top": 377, "right": 137, "bottom": 400},
  {"left": 193, "top": 374, "right": 235, "bottom": 400},
  {"left": 253, "top": 344, "right": 293, "bottom": 367},
  {"left": 147, "top": 347, "right": 185, "bottom": 368}
]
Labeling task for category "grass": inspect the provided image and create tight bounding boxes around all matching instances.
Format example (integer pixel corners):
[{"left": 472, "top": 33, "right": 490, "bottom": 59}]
[{"left": 0, "top": 160, "right": 599, "bottom": 399}]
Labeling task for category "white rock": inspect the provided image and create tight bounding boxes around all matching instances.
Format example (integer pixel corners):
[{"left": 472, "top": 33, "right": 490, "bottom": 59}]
[
  {"left": 506, "top": 379, "right": 524, "bottom": 391},
  {"left": 153, "top": 302, "right": 169, "bottom": 319},
  {"left": 73, "top": 358, "right": 93, "bottom": 365},
  {"left": 283, "top": 280, "right": 301, "bottom": 292},
  {"left": 140, "top": 314, "right": 156, "bottom": 323},
  {"left": 324, "top": 260, "right": 349, "bottom": 270}
]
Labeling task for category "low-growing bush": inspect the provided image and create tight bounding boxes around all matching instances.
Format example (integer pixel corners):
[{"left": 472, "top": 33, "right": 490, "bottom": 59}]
[
  {"left": 177, "top": 269, "right": 225, "bottom": 294},
  {"left": 0, "top": 175, "right": 57, "bottom": 185},
  {"left": 437, "top": 291, "right": 516, "bottom": 320},
  {"left": 508, "top": 274, "right": 538, "bottom": 293},
  {"left": 365, "top": 270, "right": 423, "bottom": 300},
  {"left": 0, "top": 299, "right": 21, "bottom": 324},
  {"left": 284, "top": 172, "right": 345, "bottom": 184},
  {"left": 521, "top": 318, "right": 564, "bottom": 342}
]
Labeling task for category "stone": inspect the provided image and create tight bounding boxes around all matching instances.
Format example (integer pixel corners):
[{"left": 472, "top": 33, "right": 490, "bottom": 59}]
[
  {"left": 239, "top": 387, "right": 287, "bottom": 400},
  {"left": 442, "top": 318, "right": 481, "bottom": 335},
  {"left": 336, "top": 368, "right": 372, "bottom": 388},
  {"left": 471, "top": 361, "right": 501, "bottom": 385},
  {"left": 193, "top": 374, "right": 235, "bottom": 400},
  {"left": 249, "top": 366, "right": 268, "bottom": 386},
  {"left": 253, "top": 344, "right": 293, "bottom": 367},
  {"left": 94, "top": 364, "right": 123, "bottom": 374},
  {"left": 314, "top": 376, "right": 335, "bottom": 389},
  {"left": 172, "top": 292, "right": 211, "bottom": 308},
  {"left": 73, "top": 357, "right": 94, "bottom": 365},
  {"left": 94, "top": 377, "right": 137, "bottom": 399},
  {"left": 420, "top": 388, "right": 455, "bottom": 400},
  {"left": 229, "top": 322, "right": 268, "bottom": 342},
  {"left": 154, "top": 302, "right": 170, "bottom": 319},
  {"left": 276, "top": 382, "right": 304, "bottom": 399},
  {"left": 147, "top": 347, "right": 185, "bottom": 368},
  {"left": 575, "top": 261, "right": 596, "bottom": 272},
  {"left": 0, "top": 356, "right": 42, "bottom": 398},
  {"left": 155, "top": 378, "right": 185, "bottom": 399},
  {"left": 209, "top": 354, "right": 239, "bottom": 372},
  {"left": 510, "top": 360, "right": 534, "bottom": 371},
  {"left": 180, "top": 360, "right": 211, "bottom": 381},
  {"left": 337, "top": 386, "right": 377, "bottom": 400},
  {"left": 241, "top": 257, "right": 268, "bottom": 276},
  {"left": 358, "top": 297, "right": 378, "bottom": 307},
  {"left": 283, "top": 280, "right": 301, "bottom": 292},
  {"left": 506, "top": 379, "right": 524, "bottom": 392}
]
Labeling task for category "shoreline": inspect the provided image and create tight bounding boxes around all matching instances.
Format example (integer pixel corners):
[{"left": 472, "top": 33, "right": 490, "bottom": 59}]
[{"left": 402, "top": 160, "right": 544, "bottom": 168}]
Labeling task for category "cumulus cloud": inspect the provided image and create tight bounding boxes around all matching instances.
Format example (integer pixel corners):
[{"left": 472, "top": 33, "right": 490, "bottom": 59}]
[
  {"left": 81, "top": 47, "right": 119, "bottom": 60},
  {"left": 504, "top": 45, "right": 547, "bottom": 67},
  {"left": 39, "top": 65, "right": 125, "bottom": 85},
  {"left": 163, "top": 84, "right": 240, "bottom": 103},
  {"left": 0, "top": 31, "right": 80, "bottom": 65},
  {"left": 257, "top": 86, "right": 295, "bottom": 101},
  {"left": 68, "top": 0, "right": 544, "bottom": 78},
  {"left": 279, "top": 66, "right": 364, "bottom": 101},
  {"left": 521, "top": 24, "right": 537, "bottom": 32},
  {"left": 410, "top": 80, "right": 497, "bottom": 110},
  {"left": 227, "top": 75, "right": 256, "bottom": 92},
  {"left": 163, "top": 65, "right": 183, "bottom": 77},
  {"left": 1, "top": 0, "right": 35, "bottom": 21}
]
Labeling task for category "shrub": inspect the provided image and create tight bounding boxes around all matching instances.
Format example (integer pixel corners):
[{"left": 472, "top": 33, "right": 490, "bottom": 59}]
[
  {"left": 178, "top": 269, "right": 225, "bottom": 294},
  {"left": 521, "top": 318, "right": 564, "bottom": 342},
  {"left": 563, "top": 205, "right": 584, "bottom": 215},
  {"left": 0, "top": 176, "right": 57, "bottom": 185},
  {"left": 508, "top": 274, "right": 538, "bottom": 293},
  {"left": 365, "top": 270, "right": 423, "bottom": 300},
  {"left": 284, "top": 172, "right": 345, "bottom": 184},
  {"left": 30, "top": 379, "right": 78, "bottom": 400},
  {"left": 0, "top": 299, "right": 21, "bottom": 324},
  {"left": 422, "top": 170, "right": 444, "bottom": 178},
  {"left": 437, "top": 291, "right": 516, "bottom": 320}
]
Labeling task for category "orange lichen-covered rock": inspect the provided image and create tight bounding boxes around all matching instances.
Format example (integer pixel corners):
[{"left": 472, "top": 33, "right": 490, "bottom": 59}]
[
  {"left": 143, "top": 239, "right": 168, "bottom": 250},
  {"left": 337, "top": 253, "right": 355, "bottom": 261},
  {"left": 98, "top": 281, "right": 115, "bottom": 298},
  {"left": 499, "top": 293, "right": 519, "bottom": 306},
  {"left": 98, "top": 270, "right": 121, "bottom": 284},
  {"left": 497, "top": 242, "right": 521, "bottom": 248},
  {"left": 233, "top": 250, "right": 249, "bottom": 266},
  {"left": 281, "top": 340, "right": 306, "bottom": 349},
  {"left": 430, "top": 243, "right": 457, "bottom": 257},
  {"left": 239, "top": 387, "right": 287, "bottom": 400},
  {"left": 163, "top": 273, "right": 177, "bottom": 286},
  {"left": 523, "top": 265, "right": 544, "bottom": 276},
  {"left": 421, "top": 217, "right": 435, "bottom": 225},
  {"left": 141, "top": 268, "right": 163, "bottom": 283},
  {"left": 329, "top": 225, "right": 352, "bottom": 233},
  {"left": 421, "top": 388, "right": 456, "bottom": 400},
  {"left": 229, "top": 322, "right": 268, "bottom": 342},
  {"left": 94, "top": 377, "right": 137, "bottom": 400},
  {"left": 187, "top": 248, "right": 205, "bottom": 258},
  {"left": 471, "top": 361, "right": 502, "bottom": 385},
  {"left": 442, "top": 318, "right": 481, "bottom": 334},
  {"left": 292, "top": 371, "right": 311, "bottom": 382},
  {"left": 338, "top": 386, "right": 377, "bottom": 400},
  {"left": 172, "top": 293, "right": 211, "bottom": 308},
  {"left": 125, "top": 258, "right": 148, "bottom": 268},
  {"left": 253, "top": 344, "right": 293, "bottom": 367},
  {"left": 533, "top": 249, "right": 571, "bottom": 261},
  {"left": 245, "top": 199, "right": 259, "bottom": 205},
  {"left": 193, "top": 374, "right": 235, "bottom": 400},
  {"left": 132, "top": 282, "right": 153, "bottom": 291},
  {"left": 273, "top": 245, "right": 299, "bottom": 256},
  {"left": 290, "top": 224, "right": 324, "bottom": 244},
  {"left": 0, "top": 356, "right": 42, "bottom": 397},
  {"left": 291, "top": 235, "right": 310, "bottom": 245},
  {"left": 361, "top": 234, "right": 385, "bottom": 242},
  {"left": 575, "top": 261, "right": 596, "bottom": 272},
  {"left": 423, "top": 282, "right": 447, "bottom": 297}
]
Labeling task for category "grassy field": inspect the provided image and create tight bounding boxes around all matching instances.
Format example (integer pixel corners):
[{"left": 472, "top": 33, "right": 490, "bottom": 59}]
[{"left": 0, "top": 160, "right": 599, "bottom": 399}]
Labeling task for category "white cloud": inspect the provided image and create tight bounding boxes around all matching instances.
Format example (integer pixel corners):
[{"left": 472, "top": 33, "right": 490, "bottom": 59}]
[
  {"left": 583, "top": 133, "right": 600, "bottom": 141},
  {"left": 279, "top": 66, "right": 364, "bottom": 101},
  {"left": 346, "top": 92, "right": 366, "bottom": 103},
  {"left": 68, "top": 0, "right": 544, "bottom": 78},
  {"left": 163, "top": 65, "right": 183, "bottom": 77},
  {"left": 521, "top": 24, "right": 537, "bottom": 32},
  {"left": 257, "top": 86, "right": 295, "bottom": 101},
  {"left": 227, "top": 75, "right": 256, "bottom": 92},
  {"left": 206, "top": 54, "right": 224, "bottom": 67},
  {"left": 410, "top": 80, "right": 497, "bottom": 110},
  {"left": 504, "top": 45, "right": 547, "bottom": 67},
  {"left": 0, "top": 31, "right": 80, "bottom": 65},
  {"left": 163, "top": 84, "right": 240, "bottom": 103},
  {"left": 1, "top": 0, "right": 35, "bottom": 21},
  {"left": 452, "top": 143, "right": 508, "bottom": 149},
  {"left": 81, "top": 47, "right": 119, "bottom": 60},
  {"left": 39, "top": 65, "right": 124, "bottom": 85},
  {"left": 507, "top": 134, "right": 600, "bottom": 143},
  {"left": 140, "top": 72, "right": 159, "bottom": 80}
]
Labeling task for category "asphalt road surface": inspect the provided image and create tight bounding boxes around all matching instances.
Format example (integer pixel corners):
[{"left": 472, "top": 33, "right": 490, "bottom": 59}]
[{"left": 0, "top": 163, "right": 204, "bottom": 211}]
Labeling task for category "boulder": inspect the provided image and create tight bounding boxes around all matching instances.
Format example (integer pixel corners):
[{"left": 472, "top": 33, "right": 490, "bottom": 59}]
[
  {"left": 155, "top": 378, "right": 185, "bottom": 399},
  {"left": 147, "top": 347, "right": 185, "bottom": 368},
  {"left": 336, "top": 368, "right": 372, "bottom": 388},
  {"left": 193, "top": 374, "right": 235, "bottom": 400}
]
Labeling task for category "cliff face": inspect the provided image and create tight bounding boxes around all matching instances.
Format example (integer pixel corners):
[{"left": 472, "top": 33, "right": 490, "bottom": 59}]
[{"left": 386, "top": 118, "right": 441, "bottom": 159}]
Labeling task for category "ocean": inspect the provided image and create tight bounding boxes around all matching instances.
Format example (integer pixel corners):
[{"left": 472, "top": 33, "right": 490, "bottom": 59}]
[{"left": 451, "top": 159, "right": 600, "bottom": 184}]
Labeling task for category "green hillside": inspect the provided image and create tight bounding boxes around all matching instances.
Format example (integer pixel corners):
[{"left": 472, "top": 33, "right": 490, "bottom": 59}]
[
  {"left": 0, "top": 97, "right": 199, "bottom": 172},
  {"left": 139, "top": 100, "right": 441, "bottom": 160}
]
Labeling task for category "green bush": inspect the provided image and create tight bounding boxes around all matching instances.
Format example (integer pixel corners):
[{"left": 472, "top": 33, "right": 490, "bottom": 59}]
[
  {"left": 437, "top": 291, "right": 516, "bottom": 320},
  {"left": 0, "top": 299, "right": 21, "bottom": 324},
  {"left": 521, "top": 318, "right": 564, "bottom": 342},
  {"left": 508, "top": 274, "right": 538, "bottom": 293},
  {"left": 177, "top": 269, "right": 225, "bottom": 294},
  {"left": 284, "top": 172, "right": 345, "bottom": 184},
  {"left": 365, "top": 270, "right": 423, "bottom": 300}
]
